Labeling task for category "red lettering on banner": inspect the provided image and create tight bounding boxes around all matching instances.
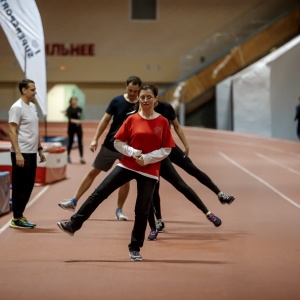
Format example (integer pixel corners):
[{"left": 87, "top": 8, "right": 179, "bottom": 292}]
[
  {"left": 46, "top": 44, "right": 61, "bottom": 56},
  {"left": 61, "top": 45, "right": 70, "bottom": 56},
  {"left": 88, "top": 44, "right": 95, "bottom": 56},
  {"left": 45, "top": 44, "right": 51, "bottom": 55},
  {"left": 46, "top": 43, "right": 95, "bottom": 56},
  {"left": 70, "top": 44, "right": 80, "bottom": 55}
]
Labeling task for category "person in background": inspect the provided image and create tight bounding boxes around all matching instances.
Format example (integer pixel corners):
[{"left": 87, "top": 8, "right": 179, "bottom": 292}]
[
  {"left": 152, "top": 100, "right": 235, "bottom": 234},
  {"left": 58, "top": 76, "right": 142, "bottom": 221},
  {"left": 8, "top": 79, "right": 46, "bottom": 229},
  {"left": 66, "top": 96, "right": 85, "bottom": 164},
  {"left": 57, "top": 83, "right": 175, "bottom": 261},
  {"left": 294, "top": 96, "right": 300, "bottom": 140}
]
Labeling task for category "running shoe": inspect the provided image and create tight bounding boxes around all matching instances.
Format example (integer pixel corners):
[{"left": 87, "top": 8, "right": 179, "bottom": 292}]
[
  {"left": 156, "top": 219, "right": 165, "bottom": 232},
  {"left": 20, "top": 216, "right": 36, "bottom": 227},
  {"left": 58, "top": 198, "right": 77, "bottom": 212},
  {"left": 147, "top": 229, "right": 158, "bottom": 241},
  {"left": 57, "top": 221, "right": 75, "bottom": 236},
  {"left": 206, "top": 212, "right": 222, "bottom": 227},
  {"left": 129, "top": 251, "right": 142, "bottom": 261},
  {"left": 115, "top": 208, "right": 128, "bottom": 221},
  {"left": 218, "top": 192, "right": 235, "bottom": 205},
  {"left": 10, "top": 217, "right": 34, "bottom": 229}
]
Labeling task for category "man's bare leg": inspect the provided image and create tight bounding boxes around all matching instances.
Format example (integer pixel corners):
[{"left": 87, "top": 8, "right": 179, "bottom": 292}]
[
  {"left": 74, "top": 168, "right": 101, "bottom": 201},
  {"left": 58, "top": 167, "right": 101, "bottom": 211}
]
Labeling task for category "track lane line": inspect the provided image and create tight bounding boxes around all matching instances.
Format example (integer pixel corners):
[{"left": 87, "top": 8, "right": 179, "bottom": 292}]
[
  {"left": 255, "top": 152, "right": 300, "bottom": 175},
  {"left": 185, "top": 135, "right": 300, "bottom": 157},
  {"left": 219, "top": 151, "right": 300, "bottom": 209}
]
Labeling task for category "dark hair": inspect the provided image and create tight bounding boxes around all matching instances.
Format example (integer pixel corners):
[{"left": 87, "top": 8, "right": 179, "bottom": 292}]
[
  {"left": 19, "top": 79, "right": 35, "bottom": 94},
  {"left": 127, "top": 83, "right": 158, "bottom": 114},
  {"left": 140, "top": 83, "right": 158, "bottom": 97},
  {"left": 126, "top": 76, "right": 142, "bottom": 87},
  {"left": 69, "top": 96, "right": 78, "bottom": 104}
]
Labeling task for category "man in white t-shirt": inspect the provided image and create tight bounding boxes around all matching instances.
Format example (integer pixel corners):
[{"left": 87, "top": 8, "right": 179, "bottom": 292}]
[{"left": 8, "top": 79, "right": 46, "bottom": 229}]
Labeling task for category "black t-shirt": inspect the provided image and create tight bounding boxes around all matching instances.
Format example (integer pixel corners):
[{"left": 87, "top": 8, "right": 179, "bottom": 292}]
[
  {"left": 154, "top": 101, "right": 177, "bottom": 124},
  {"left": 103, "top": 95, "right": 138, "bottom": 151},
  {"left": 66, "top": 106, "right": 83, "bottom": 129}
]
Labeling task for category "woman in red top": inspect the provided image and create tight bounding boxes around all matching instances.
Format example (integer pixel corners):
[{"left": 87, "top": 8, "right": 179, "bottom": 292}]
[{"left": 57, "top": 84, "right": 175, "bottom": 261}]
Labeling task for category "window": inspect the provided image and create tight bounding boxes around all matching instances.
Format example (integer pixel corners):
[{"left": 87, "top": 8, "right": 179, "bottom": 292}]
[{"left": 131, "top": 0, "right": 157, "bottom": 20}]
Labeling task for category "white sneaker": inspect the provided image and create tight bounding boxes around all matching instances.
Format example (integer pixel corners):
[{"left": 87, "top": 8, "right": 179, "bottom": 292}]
[
  {"left": 58, "top": 199, "right": 76, "bottom": 212},
  {"left": 115, "top": 208, "right": 128, "bottom": 221}
]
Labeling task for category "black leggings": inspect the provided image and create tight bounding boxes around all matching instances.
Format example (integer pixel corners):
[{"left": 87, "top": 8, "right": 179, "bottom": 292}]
[
  {"left": 169, "top": 145, "right": 220, "bottom": 194},
  {"left": 11, "top": 152, "right": 36, "bottom": 219},
  {"left": 150, "top": 145, "right": 221, "bottom": 224},
  {"left": 71, "top": 166, "right": 157, "bottom": 252},
  {"left": 148, "top": 157, "right": 209, "bottom": 229},
  {"left": 67, "top": 125, "right": 83, "bottom": 157}
]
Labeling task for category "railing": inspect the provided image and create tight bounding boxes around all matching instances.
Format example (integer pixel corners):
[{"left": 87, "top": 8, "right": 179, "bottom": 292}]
[
  {"left": 180, "top": 0, "right": 300, "bottom": 77},
  {"left": 160, "top": 0, "right": 300, "bottom": 113}
]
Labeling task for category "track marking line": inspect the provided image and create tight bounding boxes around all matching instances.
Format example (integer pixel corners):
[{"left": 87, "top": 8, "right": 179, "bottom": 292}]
[
  {"left": 0, "top": 185, "right": 50, "bottom": 235},
  {"left": 219, "top": 152, "right": 300, "bottom": 209},
  {"left": 185, "top": 135, "right": 300, "bottom": 158},
  {"left": 255, "top": 152, "right": 300, "bottom": 175}
]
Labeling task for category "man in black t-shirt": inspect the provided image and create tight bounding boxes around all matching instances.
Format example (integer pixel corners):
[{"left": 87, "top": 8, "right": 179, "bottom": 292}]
[{"left": 58, "top": 76, "right": 142, "bottom": 220}]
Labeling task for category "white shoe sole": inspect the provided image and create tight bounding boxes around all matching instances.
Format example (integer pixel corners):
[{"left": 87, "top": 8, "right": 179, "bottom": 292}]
[
  {"left": 10, "top": 224, "right": 34, "bottom": 229},
  {"left": 58, "top": 203, "right": 75, "bottom": 212},
  {"left": 115, "top": 215, "right": 128, "bottom": 221},
  {"left": 129, "top": 255, "right": 142, "bottom": 261}
]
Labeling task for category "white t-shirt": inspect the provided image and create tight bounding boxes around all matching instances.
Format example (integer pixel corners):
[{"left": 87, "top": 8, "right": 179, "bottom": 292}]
[{"left": 8, "top": 99, "right": 39, "bottom": 153}]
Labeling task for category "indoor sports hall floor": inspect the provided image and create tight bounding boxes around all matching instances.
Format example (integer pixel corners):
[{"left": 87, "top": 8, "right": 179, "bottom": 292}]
[{"left": 0, "top": 125, "right": 300, "bottom": 300}]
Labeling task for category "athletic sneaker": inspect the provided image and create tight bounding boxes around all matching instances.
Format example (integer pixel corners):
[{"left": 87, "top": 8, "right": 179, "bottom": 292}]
[
  {"left": 206, "top": 212, "right": 222, "bottom": 227},
  {"left": 147, "top": 229, "right": 158, "bottom": 241},
  {"left": 58, "top": 198, "right": 77, "bottom": 212},
  {"left": 156, "top": 219, "right": 165, "bottom": 232},
  {"left": 57, "top": 221, "right": 75, "bottom": 236},
  {"left": 20, "top": 216, "right": 36, "bottom": 227},
  {"left": 129, "top": 251, "right": 142, "bottom": 261},
  {"left": 10, "top": 217, "right": 34, "bottom": 229},
  {"left": 218, "top": 192, "right": 235, "bottom": 205},
  {"left": 115, "top": 208, "right": 128, "bottom": 221}
]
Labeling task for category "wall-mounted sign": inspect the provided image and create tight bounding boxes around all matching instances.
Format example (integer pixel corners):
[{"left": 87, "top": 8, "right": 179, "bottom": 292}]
[{"left": 46, "top": 43, "right": 95, "bottom": 56}]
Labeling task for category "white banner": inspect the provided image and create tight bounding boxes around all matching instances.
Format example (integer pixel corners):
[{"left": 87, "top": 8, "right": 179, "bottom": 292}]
[{"left": 0, "top": 0, "right": 47, "bottom": 116}]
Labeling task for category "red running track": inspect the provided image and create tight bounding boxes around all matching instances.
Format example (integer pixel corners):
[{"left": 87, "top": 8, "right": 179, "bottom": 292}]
[{"left": 0, "top": 125, "right": 300, "bottom": 300}]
